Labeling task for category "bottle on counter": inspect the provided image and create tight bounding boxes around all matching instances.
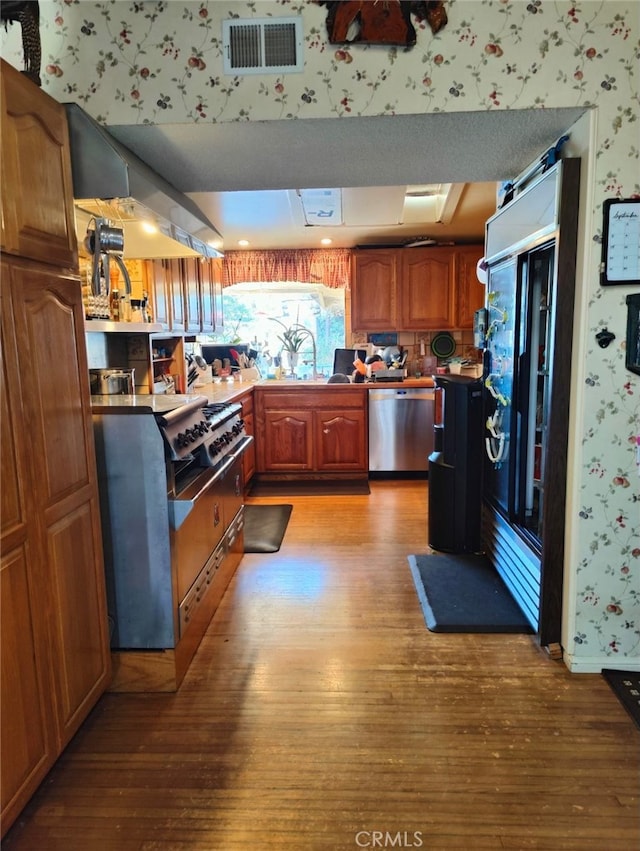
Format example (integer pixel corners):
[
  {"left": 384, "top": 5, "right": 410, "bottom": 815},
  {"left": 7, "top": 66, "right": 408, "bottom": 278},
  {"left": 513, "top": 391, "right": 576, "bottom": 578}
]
[
  {"left": 109, "top": 288, "right": 120, "bottom": 321},
  {"left": 142, "top": 290, "right": 152, "bottom": 323},
  {"left": 119, "top": 292, "right": 131, "bottom": 322}
]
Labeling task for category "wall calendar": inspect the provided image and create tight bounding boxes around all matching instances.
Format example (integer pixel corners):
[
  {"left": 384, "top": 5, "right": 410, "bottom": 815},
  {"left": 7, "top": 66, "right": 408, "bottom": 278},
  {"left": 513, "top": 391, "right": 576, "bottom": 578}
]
[{"left": 601, "top": 198, "right": 640, "bottom": 286}]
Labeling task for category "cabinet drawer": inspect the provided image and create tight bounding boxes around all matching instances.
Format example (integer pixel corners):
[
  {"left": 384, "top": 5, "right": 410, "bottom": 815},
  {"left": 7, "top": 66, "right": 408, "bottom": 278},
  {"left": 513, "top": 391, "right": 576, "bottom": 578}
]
[{"left": 258, "top": 389, "right": 365, "bottom": 410}]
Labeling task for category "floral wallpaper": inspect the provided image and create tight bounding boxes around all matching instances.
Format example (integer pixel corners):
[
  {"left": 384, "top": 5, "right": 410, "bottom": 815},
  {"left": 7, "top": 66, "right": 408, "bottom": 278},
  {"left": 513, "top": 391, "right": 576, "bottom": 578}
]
[{"left": 2, "top": 0, "right": 638, "bottom": 671}]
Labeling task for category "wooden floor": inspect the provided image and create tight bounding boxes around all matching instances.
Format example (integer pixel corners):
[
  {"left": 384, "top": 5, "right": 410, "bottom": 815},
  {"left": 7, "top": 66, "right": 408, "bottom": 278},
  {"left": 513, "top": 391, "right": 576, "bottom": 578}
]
[{"left": 4, "top": 480, "right": 639, "bottom": 850}]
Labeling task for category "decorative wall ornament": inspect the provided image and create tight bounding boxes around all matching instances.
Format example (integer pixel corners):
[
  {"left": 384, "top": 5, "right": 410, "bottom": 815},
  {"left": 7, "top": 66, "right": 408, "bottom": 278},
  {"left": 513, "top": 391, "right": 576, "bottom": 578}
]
[
  {"left": 0, "top": 1, "right": 40, "bottom": 85},
  {"left": 318, "top": 0, "right": 447, "bottom": 48}
]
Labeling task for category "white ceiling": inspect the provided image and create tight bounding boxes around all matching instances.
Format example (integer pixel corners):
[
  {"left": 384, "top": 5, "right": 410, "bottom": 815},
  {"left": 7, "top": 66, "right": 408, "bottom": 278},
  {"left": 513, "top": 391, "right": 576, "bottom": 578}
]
[{"left": 109, "top": 107, "right": 586, "bottom": 252}]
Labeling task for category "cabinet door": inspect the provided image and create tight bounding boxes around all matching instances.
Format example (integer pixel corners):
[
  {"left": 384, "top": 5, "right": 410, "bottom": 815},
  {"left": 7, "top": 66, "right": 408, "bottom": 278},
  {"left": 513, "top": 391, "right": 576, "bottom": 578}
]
[
  {"left": 200, "top": 259, "right": 216, "bottom": 333},
  {"left": 400, "top": 248, "right": 455, "bottom": 330},
  {"left": 0, "top": 60, "right": 77, "bottom": 268},
  {"left": 183, "top": 257, "right": 202, "bottom": 333},
  {"left": 455, "top": 246, "right": 485, "bottom": 328},
  {"left": 1, "top": 271, "right": 55, "bottom": 831},
  {"left": 261, "top": 411, "right": 314, "bottom": 471},
  {"left": 212, "top": 259, "right": 224, "bottom": 330},
  {"left": 149, "top": 260, "right": 170, "bottom": 329},
  {"left": 166, "top": 259, "right": 186, "bottom": 332},
  {"left": 315, "top": 409, "right": 367, "bottom": 471},
  {"left": 351, "top": 250, "right": 398, "bottom": 331},
  {"left": 10, "top": 263, "right": 111, "bottom": 745},
  {"left": 200, "top": 258, "right": 224, "bottom": 333}
]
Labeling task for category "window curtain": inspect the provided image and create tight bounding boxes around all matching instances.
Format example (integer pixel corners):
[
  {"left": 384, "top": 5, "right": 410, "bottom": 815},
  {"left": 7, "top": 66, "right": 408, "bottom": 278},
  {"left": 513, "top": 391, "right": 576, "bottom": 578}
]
[{"left": 222, "top": 249, "right": 352, "bottom": 289}]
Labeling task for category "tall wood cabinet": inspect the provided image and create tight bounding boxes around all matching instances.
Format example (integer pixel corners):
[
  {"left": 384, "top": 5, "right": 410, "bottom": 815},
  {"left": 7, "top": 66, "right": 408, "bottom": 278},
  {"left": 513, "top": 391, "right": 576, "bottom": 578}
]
[
  {"left": 351, "top": 245, "right": 484, "bottom": 332},
  {"left": 0, "top": 60, "right": 111, "bottom": 837}
]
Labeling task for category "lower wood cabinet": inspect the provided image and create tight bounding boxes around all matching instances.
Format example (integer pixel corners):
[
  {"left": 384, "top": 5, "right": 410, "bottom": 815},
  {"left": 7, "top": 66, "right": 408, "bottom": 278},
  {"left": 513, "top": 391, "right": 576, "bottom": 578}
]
[{"left": 255, "top": 388, "right": 367, "bottom": 474}]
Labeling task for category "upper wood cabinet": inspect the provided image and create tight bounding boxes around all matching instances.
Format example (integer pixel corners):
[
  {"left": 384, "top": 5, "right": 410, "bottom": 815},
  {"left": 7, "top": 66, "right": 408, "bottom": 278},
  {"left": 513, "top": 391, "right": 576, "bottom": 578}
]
[
  {"left": 149, "top": 259, "right": 171, "bottom": 329},
  {"left": 166, "top": 258, "right": 186, "bottom": 332},
  {"left": 351, "top": 250, "right": 399, "bottom": 331},
  {"left": 0, "top": 60, "right": 77, "bottom": 268},
  {"left": 148, "top": 258, "right": 223, "bottom": 334},
  {"left": 400, "top": 247, "right": 456, "bottom": 330},
  {"left": 351, "top": 245, "right": 484, "bottom": 332},
  {"left": 201, "top": 258, "right": 224, "bottom": 334},
  {"left": 455, "top": 245, "right": 485, "bottom": 328}
]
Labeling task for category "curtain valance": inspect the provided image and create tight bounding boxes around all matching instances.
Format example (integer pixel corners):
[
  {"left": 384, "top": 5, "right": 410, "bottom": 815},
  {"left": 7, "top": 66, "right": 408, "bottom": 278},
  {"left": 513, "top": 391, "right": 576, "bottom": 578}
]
[{"left": 222, "top": 249, "right": 352, "bottom": 289}]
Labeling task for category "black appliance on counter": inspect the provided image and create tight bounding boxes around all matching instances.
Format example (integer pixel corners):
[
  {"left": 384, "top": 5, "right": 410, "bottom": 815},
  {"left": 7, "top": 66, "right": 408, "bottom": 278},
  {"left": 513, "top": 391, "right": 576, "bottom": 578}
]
[
  {"left": 332, "top": 347, "right": 366, "bottom": 376},
  {"left": 428, "top": 375, "right": 483, "bottom": 553},
  {"left": 91, "top": 394, "right": 252, "bottom": 652}
]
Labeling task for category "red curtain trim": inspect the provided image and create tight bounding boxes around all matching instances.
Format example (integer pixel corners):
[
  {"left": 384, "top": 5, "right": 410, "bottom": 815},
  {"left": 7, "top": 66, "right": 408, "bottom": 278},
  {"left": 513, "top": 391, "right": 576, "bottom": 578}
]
[{"left": 222, "top": 249, "right": 352, "bottom": 289}]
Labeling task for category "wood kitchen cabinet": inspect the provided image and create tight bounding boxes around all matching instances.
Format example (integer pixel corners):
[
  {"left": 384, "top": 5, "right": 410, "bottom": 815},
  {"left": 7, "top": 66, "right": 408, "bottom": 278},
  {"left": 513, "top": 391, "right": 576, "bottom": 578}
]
[
  {"left": 455, "top": 245, "right": 485, "bottom": 328},
  {"left": 400, "top": 247, "right": 456, "bottom": 330},
  {"left": 201, "top": 257, "right": 224, "bottom": 333},
  {"left": 166, "top": 258, "right": 186, "bottom": 332},
  {"left": 0, "top": 62, "right": 111, "bottom": 837},
  {"left": 150, "top": 258, "right": 171, "bottom": 328},
  {"left": 0, "top": 60, "right": 77, "bottom": 269},
  {"left": 148, "top": 257, "right": 223, "bottom": 334},
  {"left": 255, "top": 388, "right": 368, "bottom": 475},
  {"left": 351, "top": 245, "right": 484, "bottom": 332},
  {"left": 238, "top": 391, "right": 256, "bottom": 486},
  {"left": 351, "top": 249, "right": 399, "bottom": 331}
]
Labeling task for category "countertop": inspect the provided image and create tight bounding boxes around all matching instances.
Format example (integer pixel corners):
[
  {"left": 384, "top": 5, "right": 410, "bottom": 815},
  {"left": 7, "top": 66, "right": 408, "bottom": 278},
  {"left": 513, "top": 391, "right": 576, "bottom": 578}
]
[
  {"left": 90, "top": 377, "right": 437, "bottom": 411},
  {"left": 194, "top": 376, "right": 436, "bottom": 405}
]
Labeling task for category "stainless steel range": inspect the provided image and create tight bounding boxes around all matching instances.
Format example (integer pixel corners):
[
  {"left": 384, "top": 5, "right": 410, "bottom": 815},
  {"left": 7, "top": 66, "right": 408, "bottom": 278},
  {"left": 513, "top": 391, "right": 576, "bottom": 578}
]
[{"left": 91, "top": 393, "right": 252, "bottom": 685}]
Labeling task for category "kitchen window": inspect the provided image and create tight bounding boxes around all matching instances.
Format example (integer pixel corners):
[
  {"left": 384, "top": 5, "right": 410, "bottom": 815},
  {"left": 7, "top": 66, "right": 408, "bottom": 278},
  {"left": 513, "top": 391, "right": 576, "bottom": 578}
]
[{"left": 198, "top": 281, "right": 345, "bottom": 379}]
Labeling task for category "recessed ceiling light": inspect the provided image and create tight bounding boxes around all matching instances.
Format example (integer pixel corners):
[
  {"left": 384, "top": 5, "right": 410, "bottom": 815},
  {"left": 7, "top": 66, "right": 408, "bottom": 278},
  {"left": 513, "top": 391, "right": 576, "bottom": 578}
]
[
  {"left": 141, "top": 220, "right": 158, "bottom": 234},
  {"left": 320, "top": 238, "right": 332, "bottom": 245},
  {"left": 238, "top": 239, "right": 250, "bottom": 247}
]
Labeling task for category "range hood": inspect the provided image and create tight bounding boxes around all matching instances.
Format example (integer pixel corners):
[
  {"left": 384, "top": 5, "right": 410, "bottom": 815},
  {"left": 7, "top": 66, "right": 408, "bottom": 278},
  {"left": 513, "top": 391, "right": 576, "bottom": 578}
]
[{"left": 64, "top": 103, "right": 223, "bottom": 259}]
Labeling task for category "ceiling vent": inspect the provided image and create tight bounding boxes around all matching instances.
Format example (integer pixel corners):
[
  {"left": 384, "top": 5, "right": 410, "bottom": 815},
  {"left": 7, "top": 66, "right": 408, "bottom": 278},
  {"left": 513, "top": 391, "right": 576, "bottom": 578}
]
[{"left": 222, "top": 17, "right": 304, "bottom": 75}]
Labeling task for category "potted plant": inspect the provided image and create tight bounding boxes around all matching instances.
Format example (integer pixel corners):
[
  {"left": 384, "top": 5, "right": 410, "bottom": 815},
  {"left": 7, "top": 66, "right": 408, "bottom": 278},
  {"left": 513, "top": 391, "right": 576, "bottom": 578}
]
[{"left": 271, "top": 318, "right": 308, "bottom": 375}]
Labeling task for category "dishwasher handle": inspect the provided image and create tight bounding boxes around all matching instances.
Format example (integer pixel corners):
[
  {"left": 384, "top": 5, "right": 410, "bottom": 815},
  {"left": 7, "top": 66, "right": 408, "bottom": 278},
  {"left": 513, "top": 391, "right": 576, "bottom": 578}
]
[{"left": 369, "top": 389, "right": 435, "bottom": 401}]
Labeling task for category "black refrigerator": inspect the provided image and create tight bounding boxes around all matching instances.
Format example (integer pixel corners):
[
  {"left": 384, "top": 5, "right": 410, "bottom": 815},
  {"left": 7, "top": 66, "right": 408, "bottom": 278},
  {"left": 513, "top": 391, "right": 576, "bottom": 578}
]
[{"left": 480, "top": 157, "right": 581, "bottom": 645}]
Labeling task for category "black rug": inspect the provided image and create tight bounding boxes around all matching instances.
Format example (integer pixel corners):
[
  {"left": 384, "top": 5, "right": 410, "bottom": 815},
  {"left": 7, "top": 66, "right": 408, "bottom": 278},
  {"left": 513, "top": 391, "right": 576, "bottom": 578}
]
[
  {"left": 407, "top": 552, "right": 532, "bottom": 633},
  {"left": 243, "top": 504, "right": 292, "bottom": 553},
  {"left": 249, "top": 479, "right": 369, "bottom": 497},
  {"left": 601, "top": 669, "right": 640, "bottom": 730}
]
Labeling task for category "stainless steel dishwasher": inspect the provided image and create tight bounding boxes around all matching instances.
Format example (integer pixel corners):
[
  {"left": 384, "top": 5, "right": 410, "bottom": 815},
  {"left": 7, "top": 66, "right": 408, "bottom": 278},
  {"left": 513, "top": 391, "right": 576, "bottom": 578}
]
[{"left": 368, "top": 387, "right": 435, "bottom": 472}]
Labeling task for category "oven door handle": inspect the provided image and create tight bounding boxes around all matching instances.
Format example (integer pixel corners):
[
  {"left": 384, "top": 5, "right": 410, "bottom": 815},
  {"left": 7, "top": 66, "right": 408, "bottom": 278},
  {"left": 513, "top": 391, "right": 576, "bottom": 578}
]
[{"left": 167, "top": 454, "right": 236, "bottom": 530}]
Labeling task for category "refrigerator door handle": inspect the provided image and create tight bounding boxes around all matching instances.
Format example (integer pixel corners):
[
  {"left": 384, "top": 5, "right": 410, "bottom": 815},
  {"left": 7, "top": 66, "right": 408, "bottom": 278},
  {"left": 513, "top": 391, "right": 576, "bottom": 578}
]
[{"left": 516, "top": 351, "right": 530, "bottom": 413}]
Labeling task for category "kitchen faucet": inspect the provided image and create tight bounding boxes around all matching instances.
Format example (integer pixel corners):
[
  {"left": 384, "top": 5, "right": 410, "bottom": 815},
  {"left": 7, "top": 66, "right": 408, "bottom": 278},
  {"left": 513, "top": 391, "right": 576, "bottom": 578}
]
[{"left": 299, "top": 326, "right": 318, "bottom": 380}]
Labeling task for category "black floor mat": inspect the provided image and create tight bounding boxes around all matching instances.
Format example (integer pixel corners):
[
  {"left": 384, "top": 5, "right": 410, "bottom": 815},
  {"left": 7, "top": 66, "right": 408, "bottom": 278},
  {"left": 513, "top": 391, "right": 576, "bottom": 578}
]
[
  {"left": 601, "top": 669, "right": 640, "bottom": 730},
  {"left": 408, "top": 552, "right": 533, "bottom": 633},
  {"left": 244, "top": 504, "right": 293, "bottom": 553}
]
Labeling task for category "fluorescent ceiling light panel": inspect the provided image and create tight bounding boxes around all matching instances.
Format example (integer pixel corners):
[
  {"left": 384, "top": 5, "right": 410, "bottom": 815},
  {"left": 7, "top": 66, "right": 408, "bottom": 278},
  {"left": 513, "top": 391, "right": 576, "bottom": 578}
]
[{"left": 297, "top": 188, "right": 343, "bottom": 226}]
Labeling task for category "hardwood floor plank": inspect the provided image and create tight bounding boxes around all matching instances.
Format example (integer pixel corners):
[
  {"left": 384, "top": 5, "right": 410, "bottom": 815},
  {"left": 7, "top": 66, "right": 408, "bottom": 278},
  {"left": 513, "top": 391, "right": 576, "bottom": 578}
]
[{"left": 3, "top": 480, "right": 638, "bottom": 850}]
